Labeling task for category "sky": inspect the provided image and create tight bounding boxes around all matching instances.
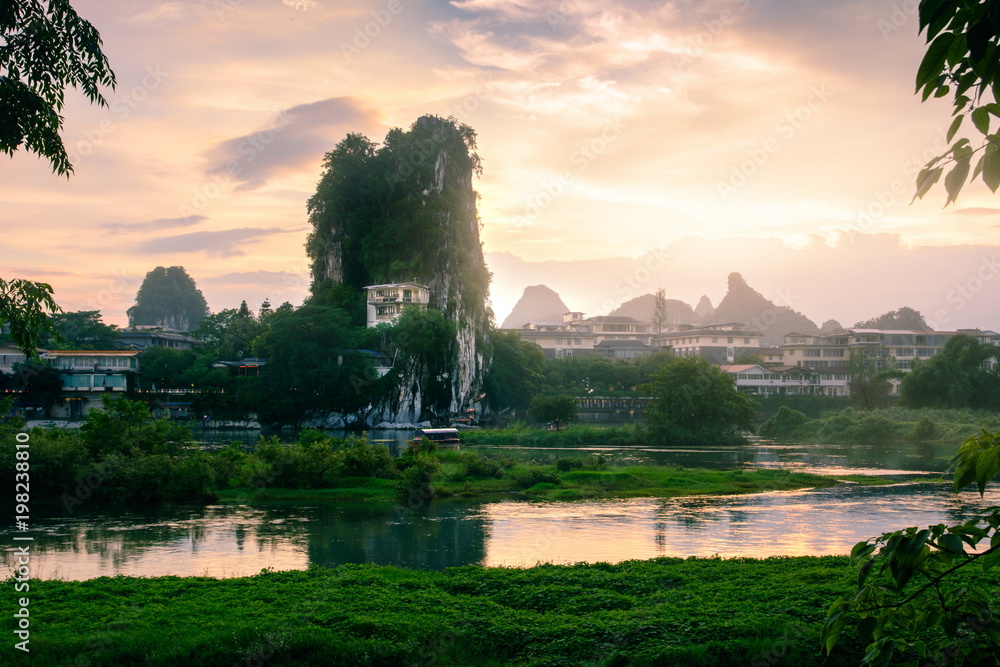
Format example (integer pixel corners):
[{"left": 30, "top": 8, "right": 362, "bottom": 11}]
[{"left": 3, "top": 0, "right": 999, "bottom": 330}]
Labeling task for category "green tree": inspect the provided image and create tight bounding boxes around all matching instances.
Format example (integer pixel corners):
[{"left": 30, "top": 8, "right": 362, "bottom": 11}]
[
  {"left": 253, "top": 304, "right": 374, "bottom": 425},
  {"left": 0, "top": 277, "right": 61, "bottom": 356},
  {"left": 900, "top": 334, "right": 1000, "bottom": 409},
  {"left": 138, "top": 347, "right": 198, "bottom": 390},
  {"left": 641, "top": 356, "right": 756, "bottom": 445},
  {"left": 80, "top": 395, "right": 190, "bottom": 458},
  {"left": 127, "top": 266, "right": 209, "bottom": 332},
  {"left": 11, "top": 359, "right": 63, "bottom": 417},
  {"left": 848, "top": 348, "right": 903, "bottom": 411},
  {"left": 483, "top": 330, "right": 544, "bottom": 411},
  {"left": 913, "top": 0, "right": 1000, "bottom": 203},
  {"left": 527, "top": 394, "right": 578, "bottom": 430},
  {"left": 652, "top": 287, "right": 668, "bottom": 336},
  {"left": 45, "top": 310, "right": 118, "bottom": 349},
  {"left": 1, "top": 0, "right": 116, "bottom": 175},
  {"left": 854, "top": 307, "right": 931, "bottom": 331}
]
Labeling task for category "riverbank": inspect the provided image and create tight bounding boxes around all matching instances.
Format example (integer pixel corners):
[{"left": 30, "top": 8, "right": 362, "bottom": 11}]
[
  {"left": 215, "top": 465, "right": 899, "bottom": 503},
  {"left": 11, "top": 555, "right": 1000, "bottom": 666},
  {"left": 758, "top": 406, "right": 1000, "bottom": 444},
  {"left": 3, "top": 556, "right": 877, "bottom": 666}
]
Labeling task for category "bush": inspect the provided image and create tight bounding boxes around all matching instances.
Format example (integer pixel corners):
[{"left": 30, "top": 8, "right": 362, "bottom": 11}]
[
  {"left": 459, "top": 452, "right": 505, "bottom": 479},
  {"left": 398, "top": 455, "right": 440, "bottom": 503},
  {"left": 850, "top": 414, "right": 897, "bottom": 444},
  {"left": 758, "top": 406, "right": 809, "bottom": 438},
  {"left": 556, "top": 457, "right": 584, "bottom": 472},
  {"left": 913, "top": 415, "right": 937, "bottom": 441},
  {"left": 508, "top": 467, "right": 560, "bottom": 489},
  {"left": 336, "top": 434, "right": 397, "bottom": 479}
]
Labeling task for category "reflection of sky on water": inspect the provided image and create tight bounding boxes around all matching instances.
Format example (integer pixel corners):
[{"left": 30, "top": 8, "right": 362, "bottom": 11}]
[
  {"left": 6, "top": 438, "right": 990, "bottom": 580},
  {"left": 10, "top": 482, "right": 1000, "bottom": 580},
  {"left": 481, "top": 484, "right": 1000, "bottom": 566}
]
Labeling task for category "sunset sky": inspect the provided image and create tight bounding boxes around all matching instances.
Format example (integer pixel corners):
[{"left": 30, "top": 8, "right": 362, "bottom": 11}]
[{"left": 3, "top": 0, "right": 999, "bottom": 329}]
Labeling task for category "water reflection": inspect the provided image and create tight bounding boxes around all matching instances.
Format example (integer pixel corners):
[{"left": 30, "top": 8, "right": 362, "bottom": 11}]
[
  {"left": 10, "top": 481, "right": 1000, "bottom": 580},
  {"left": 8, "top": 436, "right": 991, "bottom": 580}
]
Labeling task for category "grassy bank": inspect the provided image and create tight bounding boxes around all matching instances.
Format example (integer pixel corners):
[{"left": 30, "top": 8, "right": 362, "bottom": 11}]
[
  {"left": 460, "top": 423, "right": 651, "bottom": 447},
  {"left": 217, "top": 464, "right": 851, "bottom": 503},
  {"left": 759, "top": 406, "right": 1000, "bottom": 444},
  {"left": 11, "top": 555, "right": 1000, "bottom": 666},
  {"left": 2, "top": 557, "right": 887, "bottom": 666}
]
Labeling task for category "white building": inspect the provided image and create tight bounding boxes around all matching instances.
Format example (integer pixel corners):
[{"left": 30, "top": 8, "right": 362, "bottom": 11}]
[{"left": 364, "top": 282, "right": 431, "bottom": 328}]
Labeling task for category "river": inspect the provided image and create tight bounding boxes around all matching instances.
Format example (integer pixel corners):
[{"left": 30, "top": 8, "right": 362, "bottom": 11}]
[{"left": 10, "top": 435, "right": 997, "bottom": 580}]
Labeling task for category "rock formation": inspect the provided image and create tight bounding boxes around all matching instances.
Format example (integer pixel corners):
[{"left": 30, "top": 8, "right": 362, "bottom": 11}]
[{"left": 307, "top": 116, "right": 491, "bottom": 424}]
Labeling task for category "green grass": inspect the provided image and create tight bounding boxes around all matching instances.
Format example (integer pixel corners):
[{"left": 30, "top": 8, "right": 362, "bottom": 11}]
[
  {"left": 216, "top": 464, "right": 845, "bottom": 503},
  {"left": 2, "top": 556, "right": 884, "bottom": 666},
  {"left": 11, "top": 555, "right": 1000, "bottom": 666}
]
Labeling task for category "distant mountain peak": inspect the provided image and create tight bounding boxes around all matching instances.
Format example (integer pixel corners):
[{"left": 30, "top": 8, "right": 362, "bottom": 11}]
[
  {"left": 706, "top": 273, "right": 818, "bottom": 344},
  {"left": 609, "top": 293, "right": 696, "bottom": 325},
  {"left": 500, "top": 285, "right": 570, "bottom": 328}
]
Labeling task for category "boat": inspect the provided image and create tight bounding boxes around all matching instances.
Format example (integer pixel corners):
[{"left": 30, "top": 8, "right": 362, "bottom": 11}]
[{"left": 409, "top": 427, "right": 462, "bottom": 446}]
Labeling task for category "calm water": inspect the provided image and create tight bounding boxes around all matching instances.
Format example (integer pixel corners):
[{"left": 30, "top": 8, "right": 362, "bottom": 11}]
[{"left": 7, "top": 437, "right": 991, "bottom": 580}]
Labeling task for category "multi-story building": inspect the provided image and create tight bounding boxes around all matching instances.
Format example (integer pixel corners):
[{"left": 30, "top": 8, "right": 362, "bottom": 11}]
[
  {"left": 0, "top": 345, "right": 28, "bottom": 375},
  {"left": 118, "top": 327, "right": 202, "bottom": 351},
  {"left": 780, "top": 328, "right": 1000, "bottom": 396},
  {"left": 515, "top": 320, "right": 597, "bottom": 359},
  {"left": 653, "top": 323, "right": 763, "bottom": 364},
  {"left": 40, "top": 350, "right": 140, "bottom": 418},
  {"left": 719, "top": 364, "right": 822, "bottom": 395},
  {"left": 364, "top": 282, "right": 431, "bottom": 328}
]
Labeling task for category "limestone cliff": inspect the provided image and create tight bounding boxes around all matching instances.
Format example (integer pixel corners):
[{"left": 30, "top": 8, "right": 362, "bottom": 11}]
[{"left": 306, "top": 116, "right": 491, "bottom": 424}]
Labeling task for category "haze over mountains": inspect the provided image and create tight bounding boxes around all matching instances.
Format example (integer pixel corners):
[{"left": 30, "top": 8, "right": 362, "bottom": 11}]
[
  {"left": 488, "top": 234, "right": 1000, "bottom": 335},
  {"left": 501, "top": 268, "right": 983, "bottom": 346},
  {"left": 503, "top": 272, "right": 824, "bottom": 345}
]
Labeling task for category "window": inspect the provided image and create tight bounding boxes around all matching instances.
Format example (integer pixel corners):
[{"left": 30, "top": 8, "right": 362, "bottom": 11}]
[
  {"left": 727, "top": 337, "right": 734, "bottom": 343},
  {"left": 712, "top": 337, "right": 718, "bottom": 343},
  {"left": 804, "top": 349, "right": 822, "bottom": 357},
  {"left": 744, "top": 338, "right": 751, "bottom": 344},
  {"left": 822, "top": 349, "right": 843, "bottom": 357}
]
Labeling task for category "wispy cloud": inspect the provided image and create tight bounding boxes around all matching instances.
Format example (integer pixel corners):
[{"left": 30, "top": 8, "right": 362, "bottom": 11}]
[
  {"left": 200, "top": 97, "right": 371, "bottom": 191},
  {"left": 954, "top": 207, "right": 1000, "bottom": 216},
  {"left": 134, "top": 228, "right": 294, "bottom": 258},
  {"left": 103, "top": 215, "right": 207, "bottom": 234}
]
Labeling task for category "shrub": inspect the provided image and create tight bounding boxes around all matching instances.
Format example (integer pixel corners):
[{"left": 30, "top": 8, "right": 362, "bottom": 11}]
[
  {"left": 336, "top": 434, "right": 397, "bottom": 479},
  {"left": 758, "top": 406, "right": 809, "bottom": 438},
  {"left": 850, "top": 414, "right": 897, "bottom": 444},
  {"left": 508, "top": 467, "right": 560, "bottom": 489},
  {"left": 556, "top": 457, "right": 584, "bottom": 472},
  {"left": 398, "top": 455, "right": 440, "bottom": 503},
  {"left": 913, "top": 415, "right": 937, "bottom": 441},
  {"left": 459, "top": 452, "right": 505, "bottom": 479}
]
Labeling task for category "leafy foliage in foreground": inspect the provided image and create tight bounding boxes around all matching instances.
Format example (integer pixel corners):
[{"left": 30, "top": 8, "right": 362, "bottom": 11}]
[
  {"left": 913, "top": 0, "right": 1000, "bottom": 204},
  {"left": 823, "top": 428, "right": 1000, "bottom": 665}
]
